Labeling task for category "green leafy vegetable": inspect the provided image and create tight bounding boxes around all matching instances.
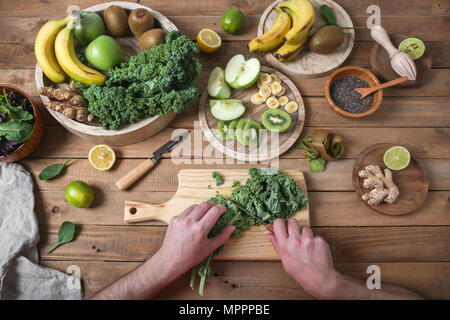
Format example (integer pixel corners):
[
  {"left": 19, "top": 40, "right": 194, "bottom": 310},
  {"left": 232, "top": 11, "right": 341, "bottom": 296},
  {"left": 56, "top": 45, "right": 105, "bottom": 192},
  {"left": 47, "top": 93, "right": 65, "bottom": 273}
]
[
  {"left": 0, "top": 89, "right": 34, "bottom": 121},
  {"left": 212, "top": 171, "right": 224, "bottom": 186},
  {"left": 309, "top": 158, "right": 326, "bottom": 173},
  {"left": 232, "top": 180, "right": 240, "bottom": 187},
  {"left": 39, "top": 158, "right": 72, "bottom": 181},
  {"left": 48, "top": 221, "right": 76, "bottom": 253},
  {"left": 77, "top": 31, "right": 202, "bottom": 130},
  {"left": 191, "top": 167, "right": 308, "bottom": 295},
  {"left": 319, "top": 5, "right": 363, "bottom": 30},
  {"left": 0, "top": 121, "right": 34, "bottom": 143}
]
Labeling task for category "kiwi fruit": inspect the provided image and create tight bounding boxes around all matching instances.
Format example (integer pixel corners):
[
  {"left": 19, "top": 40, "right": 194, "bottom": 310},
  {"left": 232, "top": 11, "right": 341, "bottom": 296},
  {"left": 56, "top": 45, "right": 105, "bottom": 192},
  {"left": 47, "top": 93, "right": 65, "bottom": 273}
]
[
  {"left": 243, "top": 120, "right": 262, "bottom": 147},
  {"left": 235, "top": 118, "right": 250, "bottom": 146},
  {"left": 104, "top": 5, "right": 129, "bottom": 37},
  {"left": 139, "top": 29, "right": 165, "bottom": 50},
  {"left": 261, "top": 109, "right": 291, "bottom": 133},
  {"left": 217, "top": 120, "right": 230, "bottom": 140},
  {"left": 227, "top": 119, "right": 239, "bottom": 140},
  {"left": 129, "top": 8, "right": 154, "bottom": 37}
]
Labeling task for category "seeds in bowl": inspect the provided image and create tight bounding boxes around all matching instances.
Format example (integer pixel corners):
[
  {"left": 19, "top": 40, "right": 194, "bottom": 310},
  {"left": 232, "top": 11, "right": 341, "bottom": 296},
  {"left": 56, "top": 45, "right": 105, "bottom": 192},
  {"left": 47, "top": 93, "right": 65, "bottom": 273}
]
[{"left": 330, "top": 76, "right": 374, "bottom": 114}]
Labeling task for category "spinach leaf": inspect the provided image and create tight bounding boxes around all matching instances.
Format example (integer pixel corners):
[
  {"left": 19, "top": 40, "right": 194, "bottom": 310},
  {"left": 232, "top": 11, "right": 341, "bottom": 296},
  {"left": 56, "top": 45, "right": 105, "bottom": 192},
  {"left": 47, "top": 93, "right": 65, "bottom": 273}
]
[
  {"left": 48, "top": 221, "right": 76, "bottom": 253},
  {"left": 0, "top": 89, "right": 33, "bottom": 121},
  {"left": 38, "top": 158, "right": 72, "bottom": 181},
  {"left": 0, "top": 121, "right": 34, "bottom": 143}
]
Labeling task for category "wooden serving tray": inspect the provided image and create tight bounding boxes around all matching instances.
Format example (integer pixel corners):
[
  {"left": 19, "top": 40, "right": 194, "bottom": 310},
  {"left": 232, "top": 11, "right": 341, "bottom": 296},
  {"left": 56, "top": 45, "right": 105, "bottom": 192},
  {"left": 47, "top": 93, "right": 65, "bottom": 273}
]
[
  {"left": 258, "top": 0, "right": 355, "bottom": 78},
  {"left": 199, "top": 66, "right": 305, "bottom": 162},
  {"left": 124, "top": 169, "right": 309, "bottom": 260}
]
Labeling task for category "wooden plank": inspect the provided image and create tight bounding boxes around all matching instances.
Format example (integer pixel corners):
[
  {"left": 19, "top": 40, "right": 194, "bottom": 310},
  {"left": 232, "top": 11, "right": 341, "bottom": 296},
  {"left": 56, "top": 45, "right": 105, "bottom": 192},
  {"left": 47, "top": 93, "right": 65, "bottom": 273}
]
[
  {"left": 2, "top": 69, "right": 450, "bottom": 99},
  {"left": 20, "top": 158, "right": 450, "bottom": 192},
  {"left": 35, "top": 190, "right": 450, "bottom": 227},
  {"left": 38, "top": 224, "right": 450, "bottom": 262},
  {"left": 39, "top": 260, "right": 450, "bottom": 299},
  {"left": 31, "top": 126, "right": 450, "bottom": 159}
]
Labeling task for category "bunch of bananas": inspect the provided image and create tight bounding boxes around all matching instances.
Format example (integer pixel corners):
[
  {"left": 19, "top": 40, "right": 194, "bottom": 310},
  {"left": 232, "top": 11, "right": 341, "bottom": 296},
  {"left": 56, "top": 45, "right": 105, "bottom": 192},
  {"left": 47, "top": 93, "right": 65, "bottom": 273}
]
[
  {"left": 35, "top": 17, "right": 105, "bottom": 86},
  {"left": 248, "top": 0, "right": 315, "bottom": 62}
]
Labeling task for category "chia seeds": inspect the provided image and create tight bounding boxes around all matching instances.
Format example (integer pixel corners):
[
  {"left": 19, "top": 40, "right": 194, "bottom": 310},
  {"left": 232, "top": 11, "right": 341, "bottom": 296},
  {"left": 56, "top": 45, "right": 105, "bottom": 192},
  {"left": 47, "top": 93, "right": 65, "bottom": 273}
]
[{"left": 330, "top": 76, "right": 374, "bottom": 114}]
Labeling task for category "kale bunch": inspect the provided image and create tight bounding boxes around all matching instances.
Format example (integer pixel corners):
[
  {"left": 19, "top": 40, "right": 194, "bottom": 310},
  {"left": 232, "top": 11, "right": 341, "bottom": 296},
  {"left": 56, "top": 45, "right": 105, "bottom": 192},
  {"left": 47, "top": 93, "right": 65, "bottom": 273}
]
[{"left": 78, "top": 31, "right": 202, "bottom": 130}]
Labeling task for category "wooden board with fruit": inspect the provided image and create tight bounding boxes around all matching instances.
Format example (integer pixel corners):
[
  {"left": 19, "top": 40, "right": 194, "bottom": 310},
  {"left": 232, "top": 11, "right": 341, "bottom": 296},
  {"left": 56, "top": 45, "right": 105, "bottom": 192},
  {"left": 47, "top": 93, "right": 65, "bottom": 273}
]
[{"left": 199, "top": 58, "right": 305, "bottom": 162}]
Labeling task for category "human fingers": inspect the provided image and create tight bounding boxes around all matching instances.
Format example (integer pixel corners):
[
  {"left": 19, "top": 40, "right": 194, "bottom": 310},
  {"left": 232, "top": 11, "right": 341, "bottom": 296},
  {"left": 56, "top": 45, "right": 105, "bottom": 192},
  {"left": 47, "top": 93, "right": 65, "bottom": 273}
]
[
  {"left": 301, "top": 226, "right": 314, "bottom": 241},
  {"left": 189, "top": 201, "right": 216, "bottom": 220},
  {"left": 200, "top": 204, "right": 227, "bottom": 230},
  {"left": 177, "top": 204, "right": 198, "bottom": 218},
  {"left": 267, "top": 233, "right": 281, "bottom": 254},
  {"left": 287, "top": 218, "right": 301, "bottom": 238},
  {"left": 273, "top": 218, "right": 288, "bottom": 241},
  {"left": 208, "top": 225, "right": 235, "bottom": 251}
]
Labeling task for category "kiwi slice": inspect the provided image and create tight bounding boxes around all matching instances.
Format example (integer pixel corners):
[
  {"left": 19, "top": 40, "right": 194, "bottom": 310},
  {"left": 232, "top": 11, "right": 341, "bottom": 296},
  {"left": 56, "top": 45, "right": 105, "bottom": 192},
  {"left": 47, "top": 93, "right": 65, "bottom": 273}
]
[
  {"left": 261, "top": 109, "right": 291, "bottom": 133},
  {"left": 228, "top": 119, "right": 239, "bottom": 140},
  {"left": 235, "top": 118, "right": 250, "bottom": 146},
  {"left": 244, "top": 120, "right": 262, "bottom": 147},
  {"left": 217, "top": 120, "right": 230, "bottom": 140}
]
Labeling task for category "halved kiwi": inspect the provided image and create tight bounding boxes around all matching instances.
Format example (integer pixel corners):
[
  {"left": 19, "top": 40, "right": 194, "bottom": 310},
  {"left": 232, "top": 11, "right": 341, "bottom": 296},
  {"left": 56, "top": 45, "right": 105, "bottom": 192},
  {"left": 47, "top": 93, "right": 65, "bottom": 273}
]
[
  {"left": 244, "top": 120, "right": 262, "bottom": 147},
  {"left": 235, "top": 118, "right": 250, "bottom": 146},
  {"left": 228, "top": 119, "right": 239, "bottom": 140},
  {"left": 261, "top": 109, "right": 291, "bottom": 133},
  {"left": 217, "top": 120, "right": 229, "bottom": 140}
]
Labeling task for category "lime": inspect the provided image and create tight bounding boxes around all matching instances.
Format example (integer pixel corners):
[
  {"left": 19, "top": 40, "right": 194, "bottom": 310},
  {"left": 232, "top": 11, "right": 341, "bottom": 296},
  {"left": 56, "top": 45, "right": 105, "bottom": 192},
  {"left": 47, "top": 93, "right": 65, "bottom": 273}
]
[
  {"left": 221, "top": 9, "right": 245, "bottom": 34},
  {"left": 398, "top": 37, "right": 425, "bottom": 60},
  {"left": 383, "top": 146, "right": 411, "bottom": 171},
  {"left": 65, "top": 181, "right": 95, "bottom": 208}
]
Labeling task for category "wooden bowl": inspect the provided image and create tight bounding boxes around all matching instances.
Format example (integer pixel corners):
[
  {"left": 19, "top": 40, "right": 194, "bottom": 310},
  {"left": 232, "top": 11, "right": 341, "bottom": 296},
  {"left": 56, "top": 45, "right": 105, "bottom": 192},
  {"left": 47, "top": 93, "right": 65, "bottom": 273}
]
[
  {"left": 0, "top": 84, "right": 43, "bottom": 162},
  {"left": 352, "top": 143, "right": 429, "bottom": 216},
  {"left": 325, "top": 66, "right": 383, "bottom": 118},
  {"left": 35, "top": 1, "right": 178, "bottom": 146}
]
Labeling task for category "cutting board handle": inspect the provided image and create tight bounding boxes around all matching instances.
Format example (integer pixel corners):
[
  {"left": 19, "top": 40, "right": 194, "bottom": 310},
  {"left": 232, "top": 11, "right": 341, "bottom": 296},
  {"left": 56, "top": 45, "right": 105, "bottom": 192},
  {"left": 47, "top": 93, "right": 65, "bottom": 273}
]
[{"left": 124, "top": 200, "right": 176, "bottom": 224}]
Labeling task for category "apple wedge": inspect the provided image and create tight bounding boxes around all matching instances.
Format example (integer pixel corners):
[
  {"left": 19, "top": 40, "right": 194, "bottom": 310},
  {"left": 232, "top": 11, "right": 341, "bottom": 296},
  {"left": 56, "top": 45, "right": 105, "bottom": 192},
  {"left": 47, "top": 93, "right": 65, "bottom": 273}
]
[
  {"left": 225, "top": 54, "right": 260, "bottom": 89},
  {"left": 210, "top": 99, "right": 245, "bottom": 121}
]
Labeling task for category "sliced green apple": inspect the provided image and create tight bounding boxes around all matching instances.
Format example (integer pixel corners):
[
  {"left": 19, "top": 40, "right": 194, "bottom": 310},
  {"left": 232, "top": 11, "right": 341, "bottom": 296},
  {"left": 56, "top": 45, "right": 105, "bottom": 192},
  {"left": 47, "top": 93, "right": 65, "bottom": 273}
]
[
  {"left": 210, "top": 99, "right": 245, "bottom": 121},
  {"left": 225, "top": 54, "right": 260, "bottom": 89},
  {"left": 207, "top": 67, "right": 231, "bottom": 99}
]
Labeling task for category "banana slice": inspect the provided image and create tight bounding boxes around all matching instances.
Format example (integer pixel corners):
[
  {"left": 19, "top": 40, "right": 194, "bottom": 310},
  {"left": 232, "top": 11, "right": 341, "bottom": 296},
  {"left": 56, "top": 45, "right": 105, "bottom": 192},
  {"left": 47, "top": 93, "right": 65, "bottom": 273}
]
[
  {"left": 270, "top": 74, "right": 280, "bottom": 83},
  {"left": 266, "top": 96, "right": 280, "bottom": 109},
  {"left": 250, "top": 93, "right": 267, "bottom": 105},
  {"left": 257, "top": 73, "right": 272, "bottom": 88},
  {"left": 285, "top": 101, "right": 298, "bottom": 113},
  {"left": 259, "top": 84, "right": 272, "bottom": 99},
  {"left": 275, "top": 85, "right": 286, "bottom": 97},
  {"left": 279, "top": 96, "right": 289, "bottom": 106},
  {"left": 270, "top": 81, "right": 283, "bottom": 96}
]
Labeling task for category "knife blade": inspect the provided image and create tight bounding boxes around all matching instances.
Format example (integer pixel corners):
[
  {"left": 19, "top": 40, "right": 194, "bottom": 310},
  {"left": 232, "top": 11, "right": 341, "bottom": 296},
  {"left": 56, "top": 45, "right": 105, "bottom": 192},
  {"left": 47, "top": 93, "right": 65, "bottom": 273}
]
[
  {"left": 115, "top": 130, "right": 190, "bottom": 191},
  {"left": 229, "top": 200, "right": 274, "bottom": 233}
]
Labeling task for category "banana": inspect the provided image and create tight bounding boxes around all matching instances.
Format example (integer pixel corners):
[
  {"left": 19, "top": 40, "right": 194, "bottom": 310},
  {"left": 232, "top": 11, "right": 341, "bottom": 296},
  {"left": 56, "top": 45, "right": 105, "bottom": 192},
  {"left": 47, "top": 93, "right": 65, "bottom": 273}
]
[
  {"left": 257, "top": 73, "right": 272, "bottom": 88},
  {"left": 279, "top": 96, "right": 289, "bottom": 106},
  {"left": 259, "top": 84, "right": 272, "bottom": 99},
  {"left": 279, "top": 0, "right": 315, "bottom": 45},
  {"left": 251, "top": 93, "right": 267, "bottom": 105},
  {"left": 270, "top": 73, "right": 280, "bottom": 83},
  {"left": 285, "top": 101, "right": 298, "bottom": 113},
  {"left": 34, "top": 17, "right": 68, "bottom": 83},
  {"left": 270, "top": 81, "right": 283, "bottom": 96},
  {"left": 275, "top": 42, "right": 305, "bottom": 62},
  {"left": 276, "top": 85, "right": 286, "bottom": 96},
  {"left": 266, "top": 96, "right": 280, "bottom": 109},
  {"left": 248, "top": 7, "right": 291, "bottom": 53},
  {"left": 55, "top": 26, "right": 106, "bottom": 86}
]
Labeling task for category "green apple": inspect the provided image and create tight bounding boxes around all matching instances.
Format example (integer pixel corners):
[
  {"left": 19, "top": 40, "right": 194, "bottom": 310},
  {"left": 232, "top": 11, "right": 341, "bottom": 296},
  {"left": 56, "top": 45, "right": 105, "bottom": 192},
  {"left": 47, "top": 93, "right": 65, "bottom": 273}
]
[
  {"left": 208, "top": 67, "right": 231, "bottom": 99},
  {"left": 210, "top": 99, "right": 245, "bottom": 121},
  {"left": 225, "top": 54, "right": 260, "bottom": 89},
  {"left": 85, "top": 35, "right": 124, "bottom": 71},
  {"left": 74, "top": 11, "right": 106, "bottom": 46}
]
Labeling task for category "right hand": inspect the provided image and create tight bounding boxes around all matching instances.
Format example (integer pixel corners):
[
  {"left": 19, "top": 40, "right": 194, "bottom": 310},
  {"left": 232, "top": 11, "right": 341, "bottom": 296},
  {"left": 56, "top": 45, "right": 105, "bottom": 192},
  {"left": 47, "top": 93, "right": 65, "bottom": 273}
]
[{"left": 267, "top": 218, "right": 341, "bottom": 299}]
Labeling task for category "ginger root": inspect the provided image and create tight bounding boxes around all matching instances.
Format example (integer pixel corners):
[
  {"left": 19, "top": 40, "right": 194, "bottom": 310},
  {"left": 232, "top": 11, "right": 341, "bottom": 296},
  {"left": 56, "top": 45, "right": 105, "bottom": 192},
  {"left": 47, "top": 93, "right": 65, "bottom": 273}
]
[{"left": 358, "top": 165, "right": 399, "bottom": 205}]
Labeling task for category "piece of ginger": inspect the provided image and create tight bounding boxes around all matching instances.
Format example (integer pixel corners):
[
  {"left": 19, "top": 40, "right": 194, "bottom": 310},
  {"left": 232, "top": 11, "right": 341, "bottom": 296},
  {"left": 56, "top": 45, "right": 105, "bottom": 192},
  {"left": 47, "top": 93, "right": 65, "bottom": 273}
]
[{"left": 358, "top": 165, "right": 399, "bottom": 205}]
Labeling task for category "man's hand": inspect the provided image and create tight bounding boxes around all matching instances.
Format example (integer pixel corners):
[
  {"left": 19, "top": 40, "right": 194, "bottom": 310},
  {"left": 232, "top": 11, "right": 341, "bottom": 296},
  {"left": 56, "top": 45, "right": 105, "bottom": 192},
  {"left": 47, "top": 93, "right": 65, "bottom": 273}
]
[
  {"left": 151, "top": 201, "right": 235, "bottom": 282},
  {"left": 267, "top": 218, "right": 340, "bottom": 299}
]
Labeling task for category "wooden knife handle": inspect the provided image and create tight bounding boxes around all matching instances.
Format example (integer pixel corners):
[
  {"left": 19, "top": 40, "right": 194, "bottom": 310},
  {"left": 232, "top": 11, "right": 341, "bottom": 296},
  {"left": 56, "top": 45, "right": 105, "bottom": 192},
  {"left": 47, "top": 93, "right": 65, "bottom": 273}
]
[
  {"left": 266, "top": 223, "right": 274, "bottom": 233},
  {"left": 116, "top": 159, "right": 155, "bottom": 191}
]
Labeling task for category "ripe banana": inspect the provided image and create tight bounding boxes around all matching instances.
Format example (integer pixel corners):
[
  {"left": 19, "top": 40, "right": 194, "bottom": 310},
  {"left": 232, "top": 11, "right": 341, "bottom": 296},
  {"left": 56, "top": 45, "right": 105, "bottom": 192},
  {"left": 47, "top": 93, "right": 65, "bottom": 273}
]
[
  {"left": 257, "top": 73, "right": 272, "bottom": 88},
  {"left": 279, "top": 96, "right": 289, "bottom": 106},
  {"left": 259, "top": 85, "right": 272, "bottom": 98},
  {"left": 285, "top": 101, "right": 299, "bottom": 113},
  {"left": 35, "top": 17, "right": 68, "bottom": 83},
  {"left": 270, "top": 81, "right": 283, "bottom": 96},
  {"left": 55, "top": 26, "right": 106, "bottom": 86},
  {"left": 248, "top": 7, "right": 291, "bottom": 53},
  {"left": 266, "top": 96, "right": 280, "bottom": 109},
  {"left": 279, "top": 0, "right": 315, "bottom": 45}
]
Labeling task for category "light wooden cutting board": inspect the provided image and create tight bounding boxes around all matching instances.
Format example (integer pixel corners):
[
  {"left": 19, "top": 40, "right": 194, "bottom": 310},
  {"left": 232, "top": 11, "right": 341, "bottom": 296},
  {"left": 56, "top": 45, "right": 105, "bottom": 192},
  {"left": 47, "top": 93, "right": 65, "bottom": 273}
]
[{"left": 124, "top": 169, "right": 309, "bottom": 260}]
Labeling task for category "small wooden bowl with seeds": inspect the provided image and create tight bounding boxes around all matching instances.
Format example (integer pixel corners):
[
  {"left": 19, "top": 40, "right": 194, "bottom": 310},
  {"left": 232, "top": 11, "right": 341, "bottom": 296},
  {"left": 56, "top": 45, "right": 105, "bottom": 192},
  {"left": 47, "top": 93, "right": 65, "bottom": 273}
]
[{"left": 325, "top": 66, "right": 383, "bottom": 119}]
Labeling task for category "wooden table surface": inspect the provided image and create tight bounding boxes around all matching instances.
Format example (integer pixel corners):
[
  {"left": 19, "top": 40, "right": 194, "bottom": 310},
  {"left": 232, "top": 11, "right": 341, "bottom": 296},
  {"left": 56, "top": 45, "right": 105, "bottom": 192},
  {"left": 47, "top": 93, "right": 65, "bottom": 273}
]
[{"left": 1, "top": 0, "right": 449, "bottom": 299}]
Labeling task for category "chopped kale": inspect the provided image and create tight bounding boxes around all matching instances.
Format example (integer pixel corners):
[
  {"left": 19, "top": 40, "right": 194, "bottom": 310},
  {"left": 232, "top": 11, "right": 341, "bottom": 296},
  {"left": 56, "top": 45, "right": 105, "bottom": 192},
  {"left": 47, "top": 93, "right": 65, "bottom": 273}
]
[{"left": 212, "top": 171, "right": 224, "bottom": 186}]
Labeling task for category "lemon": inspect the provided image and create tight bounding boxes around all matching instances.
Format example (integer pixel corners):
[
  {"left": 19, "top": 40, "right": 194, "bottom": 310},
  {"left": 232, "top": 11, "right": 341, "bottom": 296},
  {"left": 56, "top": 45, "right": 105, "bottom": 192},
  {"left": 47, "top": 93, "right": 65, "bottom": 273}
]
[
  {"left": 383, "top": 146, "right": 411, "bottom": 170},
  {"left": 197, "top": 28, "right": 221, "bottom": 53},
  {"left": 221, "top": 9, "right": 245, "bottom": 34},
  {"left": 65, "top": 181, "right": 95, "bottom": 208},
  {"left": 88, "top": 144, "right": 116, "bottom": 171}
]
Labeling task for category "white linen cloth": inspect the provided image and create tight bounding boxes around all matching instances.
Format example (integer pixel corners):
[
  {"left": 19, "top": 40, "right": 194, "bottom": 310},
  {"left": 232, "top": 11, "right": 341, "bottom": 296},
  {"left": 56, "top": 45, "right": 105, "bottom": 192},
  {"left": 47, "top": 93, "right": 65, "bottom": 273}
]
[{"left": 0, "top": 162, "right": 82, "bottom": 299}]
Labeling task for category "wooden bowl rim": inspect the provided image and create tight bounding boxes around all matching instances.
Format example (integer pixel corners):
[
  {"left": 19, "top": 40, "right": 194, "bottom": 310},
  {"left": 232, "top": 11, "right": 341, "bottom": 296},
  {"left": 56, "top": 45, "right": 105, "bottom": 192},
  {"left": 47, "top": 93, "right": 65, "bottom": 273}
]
[
  {"left": 0, "top": 84, "right": 43, "bottom": 162},
  {"left": 352, "top": 143, "right": 429, "bottom": 216},
  {"left": 325, "top": 66, "right": 383, "bottom": 118},
  {"left": 34, "top": 1, "right": 178, "bottom": 137},
  {"left": 198, "top": 66, "right": 305, "bottom": 162}
]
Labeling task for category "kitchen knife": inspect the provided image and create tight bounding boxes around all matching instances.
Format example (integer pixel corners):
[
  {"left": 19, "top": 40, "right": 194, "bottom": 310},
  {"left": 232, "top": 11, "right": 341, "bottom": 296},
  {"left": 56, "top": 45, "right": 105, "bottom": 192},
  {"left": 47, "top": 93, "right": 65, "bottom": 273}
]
[
  {"left": 115, "top": 130, "right": 190, "bottom": 191},
  {"left": 229, "top": 200, "right": 274, "bottom": 233}
]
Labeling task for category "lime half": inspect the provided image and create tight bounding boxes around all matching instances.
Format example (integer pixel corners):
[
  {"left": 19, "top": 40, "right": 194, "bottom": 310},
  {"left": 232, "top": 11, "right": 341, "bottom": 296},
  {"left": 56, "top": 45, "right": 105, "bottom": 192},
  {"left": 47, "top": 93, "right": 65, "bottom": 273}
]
[
  {"left": 399, "top": 37, "right": 425, "bottom": 60},
  {"left": 383, "top": 146, "right": 411, "bottom": 170}
]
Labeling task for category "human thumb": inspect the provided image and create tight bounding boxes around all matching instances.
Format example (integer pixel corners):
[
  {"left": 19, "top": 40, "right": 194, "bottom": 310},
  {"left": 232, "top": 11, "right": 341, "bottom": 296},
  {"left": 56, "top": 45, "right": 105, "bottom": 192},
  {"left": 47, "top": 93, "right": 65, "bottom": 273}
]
[{"left": 209, "top": 226, "right": 235, "bottom": 251}]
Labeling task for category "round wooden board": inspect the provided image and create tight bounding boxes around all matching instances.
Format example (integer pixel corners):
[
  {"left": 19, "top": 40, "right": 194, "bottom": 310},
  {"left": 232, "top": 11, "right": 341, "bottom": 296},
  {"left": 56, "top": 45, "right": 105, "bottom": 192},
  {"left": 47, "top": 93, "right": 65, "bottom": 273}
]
[
  {"left": 258, "top": 0, "right": 355, "bottom": 78},
  {"left": 199, "top": 66, "right": 305, "bottom": 162},
  {"left": 352, "top": 143, "right": 429, "bottom": 216},
  {"left": 35, "top": 1, "right": 178, "bottom": 146},
  {"left": 370, "top": 34, "right": 432, "bottom": 88}
]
